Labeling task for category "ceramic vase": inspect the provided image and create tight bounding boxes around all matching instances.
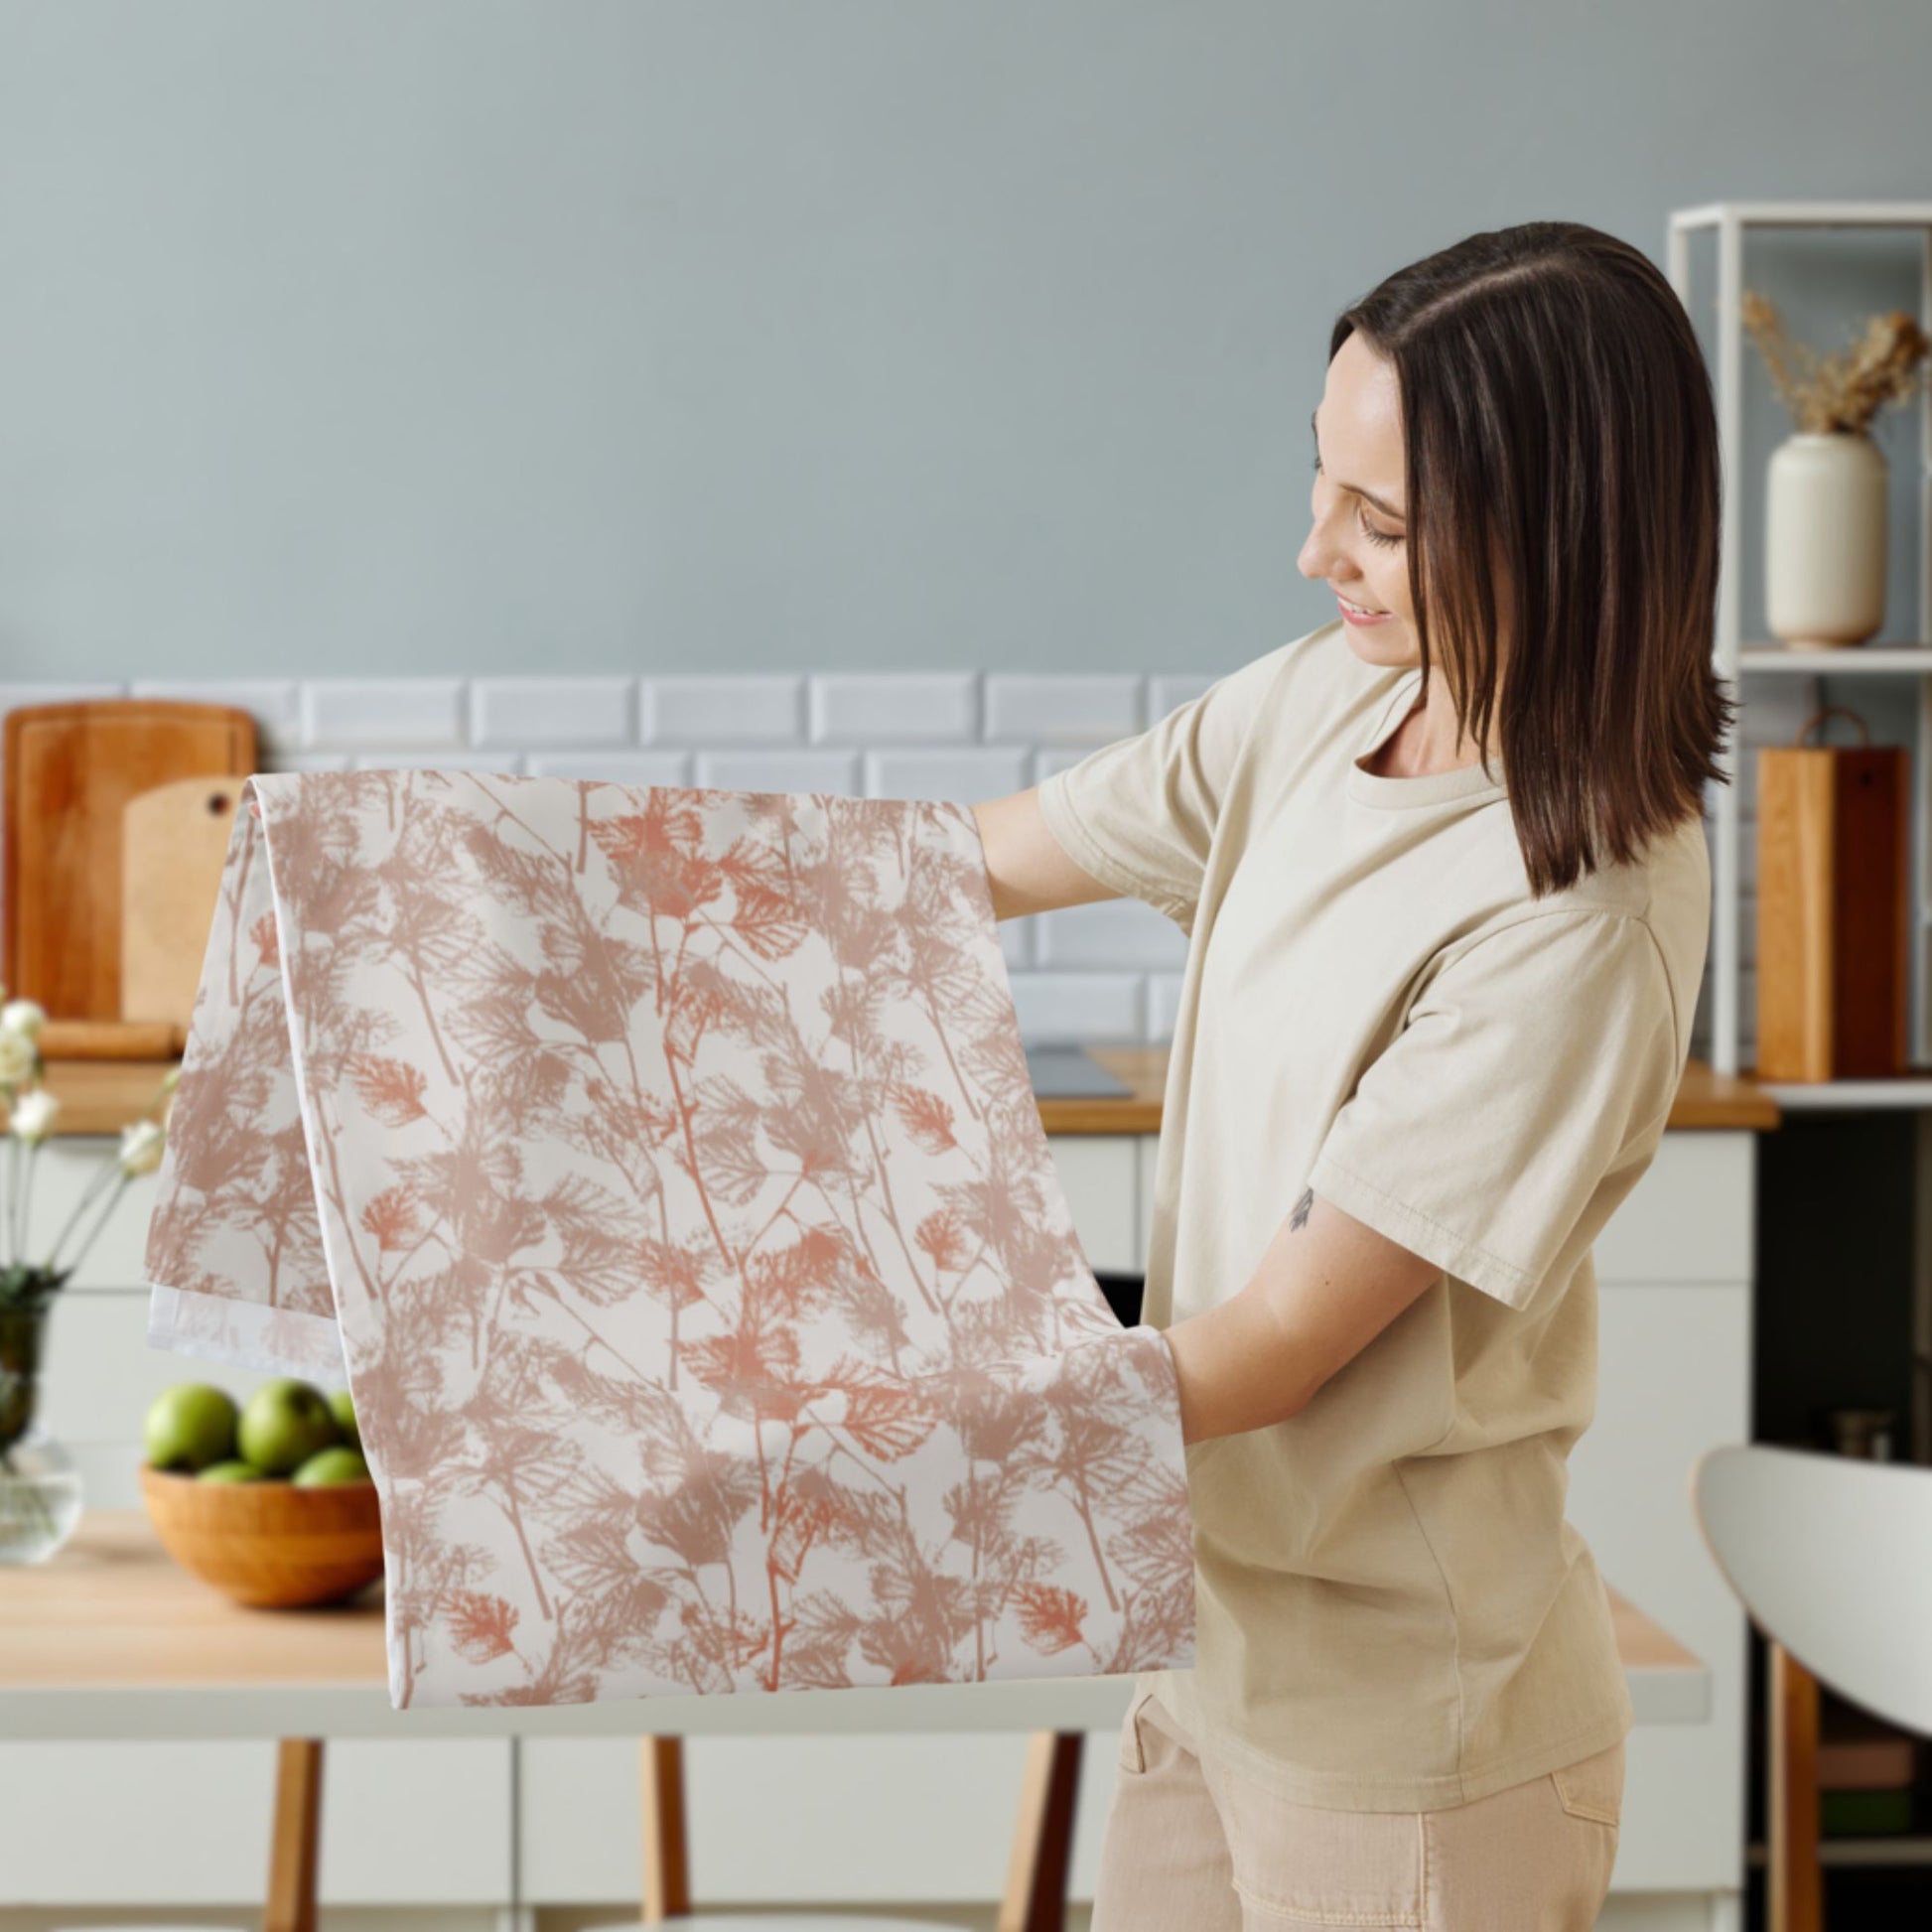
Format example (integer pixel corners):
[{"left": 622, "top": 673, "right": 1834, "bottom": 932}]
[{"left": 1766, "top": 430, "right": 1888, "bottom": 650}]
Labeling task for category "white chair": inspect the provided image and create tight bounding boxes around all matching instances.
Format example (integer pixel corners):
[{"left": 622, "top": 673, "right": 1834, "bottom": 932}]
[{"left": 1691, "top": 1443, "right": 1932, "bottom": 1932}]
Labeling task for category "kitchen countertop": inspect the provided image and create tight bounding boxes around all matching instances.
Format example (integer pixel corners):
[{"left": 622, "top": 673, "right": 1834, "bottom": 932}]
[
  {"left": 1035, "top": 1048, "right": 1781, "bottom": 1135},
  {"left": 13, "top": 1057, "right": 179, "bottom": 1137},
  {"left": 19, "top": 1048, "right": 1780, "bottom": 1137}
]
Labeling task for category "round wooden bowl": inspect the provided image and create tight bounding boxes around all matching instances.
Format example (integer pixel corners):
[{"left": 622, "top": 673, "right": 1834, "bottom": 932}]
[{"left": 139, "top": 1462, "right": 385, "bottom": 1608}]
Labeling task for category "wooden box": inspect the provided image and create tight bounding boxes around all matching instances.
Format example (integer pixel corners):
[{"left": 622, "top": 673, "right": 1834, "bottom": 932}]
[{"left": 1754, "top": 709, "right": 1910, "bottom": 1080}]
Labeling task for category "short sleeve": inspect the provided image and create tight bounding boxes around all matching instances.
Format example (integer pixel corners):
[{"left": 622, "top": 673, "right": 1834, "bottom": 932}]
[
  {"left": 1305, "top": 909, "right": 1683, "bottom": 1311},
  {"left": 1035, "top": 644, "right": 1288, "bottom": 934}
]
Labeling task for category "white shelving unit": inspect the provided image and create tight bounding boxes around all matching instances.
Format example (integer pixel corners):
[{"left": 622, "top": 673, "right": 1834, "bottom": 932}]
[
  {"left": 1667, "top": 201, "right": 1932, "bottom": 1102},
  {"left": 1671, "top": 206, "right": 1932, "bottom": 1907}
]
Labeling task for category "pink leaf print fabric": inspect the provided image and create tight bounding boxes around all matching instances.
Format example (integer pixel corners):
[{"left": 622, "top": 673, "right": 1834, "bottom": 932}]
[{"left": 144, "top": 771, "right": 1196, "bottom": 1710}]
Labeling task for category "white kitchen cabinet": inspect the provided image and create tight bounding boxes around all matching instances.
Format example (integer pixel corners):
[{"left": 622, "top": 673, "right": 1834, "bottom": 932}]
[
  {"left": 519, "top": 1729, "right": 1085, "bottom": 1907},
  {"left": 1042, "top": 1132, "right": 1142, "bottom": 1276},
  {"left": 0, "top": 1738, "right": 513, "bottom": 1909},
  {"left": 1570, "top": 1132, "right": 1755, "bottom": 1908}
]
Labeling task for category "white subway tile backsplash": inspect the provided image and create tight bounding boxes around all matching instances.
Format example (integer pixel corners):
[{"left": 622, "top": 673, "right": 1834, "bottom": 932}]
[
  {"left": 644, "top": 675, "right": 803, "bottom": 744},
  {"left": 984, "top": 674, "right": 1143, "bottom": 744},
  {"left": 73, "top": 668, "right": 1747, "bottom": 1059},
  {"left": 810, "top": 673, "right": 978, "bottom": 745},
  {"left": 864, "top": 747, "right": 1030, "bottom": 802},
  {"left": 1147, "top": 973, "right": 1186, "bottom": 1042},
  {"left": 695, "top": 749, "right": 859, "bottom": 793},
  {"left": 129, "top": 679, "right": 303, "bottom": 748},
  {"left": 471, "top": 677, "right": 636, "bottom": 749},
  {"left": 264, "top": 752, "right": 353, "bottom": 772},
  {"left": 1005, "top": 972, "right": 1144, "bottom": 1045},
  {"left": 304, "top": 678, "right": 466, "bottom": 750},
  {"left": 1036, "top": 897, "right": 1187, "bottom": 971},
  {"left": 1033, "top": 744, "right": 1104, "bottom": 783},
  {"left": 353, "top": 751, "right": 527, "bottom": 774},
  {"left": 526, "top": 751, "right": 693, "bottom": 784}
]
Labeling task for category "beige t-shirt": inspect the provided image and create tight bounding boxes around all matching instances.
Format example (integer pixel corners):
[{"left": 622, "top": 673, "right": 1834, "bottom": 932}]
[{"left": 1035, "top": 618, "right": 1710, "bottom": 1812}]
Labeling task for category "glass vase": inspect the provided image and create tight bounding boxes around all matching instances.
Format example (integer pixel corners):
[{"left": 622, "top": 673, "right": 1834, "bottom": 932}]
[{"left": 0, "top": 1302, "right": 84, "bottom": 1563}]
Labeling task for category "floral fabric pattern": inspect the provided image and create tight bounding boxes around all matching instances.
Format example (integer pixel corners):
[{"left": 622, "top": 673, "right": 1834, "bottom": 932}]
[{"left": 145, "top": 771, "right": 1195, "bottom": 1709}]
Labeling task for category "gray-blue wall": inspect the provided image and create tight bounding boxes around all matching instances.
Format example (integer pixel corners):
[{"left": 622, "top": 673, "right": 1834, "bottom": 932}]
[{"left": 3, "top": 0, "right": 1928, "bottom": 681}]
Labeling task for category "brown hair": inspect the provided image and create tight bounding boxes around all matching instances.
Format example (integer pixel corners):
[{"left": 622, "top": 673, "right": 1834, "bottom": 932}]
[{"left": 1332, "top": 220, "right": 1737, "bottom": 897}]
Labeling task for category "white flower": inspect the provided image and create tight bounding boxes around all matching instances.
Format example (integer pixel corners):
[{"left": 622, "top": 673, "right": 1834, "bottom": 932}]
[
  {"left": 0, "top": 999, "right": 46, "bottom": 1040},
  {"left": 0, "top": 1031, "right": 35, "bottom": 1088},
  {"left": 118, "top": 1119, "right": 166, "bottom": 1177},
  {"left": 9, "top": 1088, "right": 59, "bottom": 1143}
]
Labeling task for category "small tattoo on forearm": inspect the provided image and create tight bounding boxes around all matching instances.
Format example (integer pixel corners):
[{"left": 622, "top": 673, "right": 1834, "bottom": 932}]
[{"left": 1290, "top": 1185, "right": 1312, "bottom": 1231}]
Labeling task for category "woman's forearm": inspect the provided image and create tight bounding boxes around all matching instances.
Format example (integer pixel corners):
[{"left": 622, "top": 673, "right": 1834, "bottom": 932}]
[{"left": 1160, "top": 1273, "right": 1310, "bottom": 1447}]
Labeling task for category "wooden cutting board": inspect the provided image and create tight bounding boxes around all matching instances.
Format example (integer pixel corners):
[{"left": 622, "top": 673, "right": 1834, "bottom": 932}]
[
  {"left": 1754, "top": 710, "right": 1910, "bottom": 1080},
  {"left": 3, "top": 700, "right": 256, "bottom": 1043},
  {"left": 122, "top": 775, "right": 250, "bottom": 1032}
]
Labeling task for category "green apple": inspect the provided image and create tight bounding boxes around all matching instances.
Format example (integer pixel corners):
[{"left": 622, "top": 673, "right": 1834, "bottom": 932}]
[
  {"left": 291, "top": 1445, "right": 371, "bottom": 1486},
  {"left": 326, "top": 1386, "right": 360, "bottom": 1449},
  {"left": 197, "top": 1458, "right": 265, "bottom": 1483},
  {"left": 236, "top": 1379, "right": 340, "bottom": 1476},
  {"left": 144, "top": 1383, "right": 238, "bottom": 1472}
]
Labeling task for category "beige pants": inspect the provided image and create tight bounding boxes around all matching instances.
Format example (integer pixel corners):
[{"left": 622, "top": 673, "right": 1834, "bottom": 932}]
[{"left": 1091, "top": 1683, "right": 1624, "bottom": 1931}]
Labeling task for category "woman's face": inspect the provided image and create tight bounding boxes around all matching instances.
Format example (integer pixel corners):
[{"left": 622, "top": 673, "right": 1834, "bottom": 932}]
[{"left": 1297, "top": 333, "right": 1417, "bottom": 668}]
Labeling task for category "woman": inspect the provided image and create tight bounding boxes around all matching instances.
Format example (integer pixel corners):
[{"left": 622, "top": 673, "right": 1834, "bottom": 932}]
[{"left": 973, "top": 221, "right": 1734, "bottom": 1930}]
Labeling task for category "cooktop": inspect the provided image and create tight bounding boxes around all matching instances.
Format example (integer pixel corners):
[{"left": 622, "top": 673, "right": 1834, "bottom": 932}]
[{"left": 1024, "top": 1044, "right": 1134, "bottom": 1098}]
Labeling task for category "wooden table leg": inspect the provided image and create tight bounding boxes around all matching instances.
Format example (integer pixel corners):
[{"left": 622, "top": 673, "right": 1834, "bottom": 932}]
[
  {"left": 1767, "top": 1640, "right": 1822, "bottom": 1932},
  {"left": 999, "top": 1728, "right": 1083, "bottom": 1932},
  {"left": 264, "top": 1736, "right": 323, "bottom": 1932},
  {"left": 639, "top": 1733, "right": 692, "bottom": 1924}
]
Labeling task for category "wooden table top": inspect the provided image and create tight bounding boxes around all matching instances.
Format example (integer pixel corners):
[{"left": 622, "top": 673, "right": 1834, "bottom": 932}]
[
  {"left": 0, "top": 1510, "right": 1710, "bottom": 1739},
  {"left": 24, "top": 1050, "right": 1780, "bottom": 1140}
]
